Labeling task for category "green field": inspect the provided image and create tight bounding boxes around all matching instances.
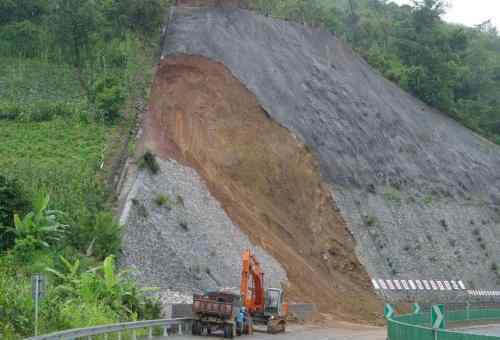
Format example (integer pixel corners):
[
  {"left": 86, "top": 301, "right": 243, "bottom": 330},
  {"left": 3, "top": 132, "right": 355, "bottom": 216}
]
[{"left": 0, "top": 57, "right": 109, "bottom": 220}]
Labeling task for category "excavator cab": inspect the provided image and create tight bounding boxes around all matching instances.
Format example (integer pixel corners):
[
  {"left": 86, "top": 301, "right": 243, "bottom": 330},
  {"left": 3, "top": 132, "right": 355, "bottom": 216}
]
[{"left": 265, "top": 288, "right": 285, "bottom": 316}]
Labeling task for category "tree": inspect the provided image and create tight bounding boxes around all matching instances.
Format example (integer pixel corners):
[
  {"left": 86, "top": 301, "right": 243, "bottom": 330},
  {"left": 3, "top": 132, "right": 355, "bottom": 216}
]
[{"left": 0, "top": 0, "right": 48, "bottom": 25}]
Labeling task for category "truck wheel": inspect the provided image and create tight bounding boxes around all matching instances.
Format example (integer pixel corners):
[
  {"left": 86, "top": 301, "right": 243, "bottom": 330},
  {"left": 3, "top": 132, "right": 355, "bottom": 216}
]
[
  {"left": 223, "top": 324, "right": 234, "bottom": 339},
  {"left": 191, "top": 321, "right": 197, "bottom": 335}
]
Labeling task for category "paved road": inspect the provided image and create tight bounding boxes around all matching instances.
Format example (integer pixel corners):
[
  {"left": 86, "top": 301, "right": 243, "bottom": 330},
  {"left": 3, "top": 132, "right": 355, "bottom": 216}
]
[
  {"left": 459, "top": 324, "right": 500, "bottom": 337},
  {"left": 155, "top": 324, "right": 386, "bottom": 340}
]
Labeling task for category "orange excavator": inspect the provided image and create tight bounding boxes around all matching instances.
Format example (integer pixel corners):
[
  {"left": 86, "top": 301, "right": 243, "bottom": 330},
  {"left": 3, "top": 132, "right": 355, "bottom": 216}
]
[{"left": 240, "top": 249, "right": 288, "bottom": 334}]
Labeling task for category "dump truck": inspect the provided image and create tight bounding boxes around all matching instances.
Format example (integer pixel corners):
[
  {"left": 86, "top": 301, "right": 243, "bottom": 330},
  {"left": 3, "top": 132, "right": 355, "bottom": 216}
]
[{"left": 192, "top": 290, "right": 243, "bottom": 338}]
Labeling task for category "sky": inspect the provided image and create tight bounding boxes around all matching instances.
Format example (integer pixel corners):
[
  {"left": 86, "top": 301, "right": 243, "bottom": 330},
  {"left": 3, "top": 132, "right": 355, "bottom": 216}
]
[{"left": 390, "top": 0, "right": 500, "bottom": 29}]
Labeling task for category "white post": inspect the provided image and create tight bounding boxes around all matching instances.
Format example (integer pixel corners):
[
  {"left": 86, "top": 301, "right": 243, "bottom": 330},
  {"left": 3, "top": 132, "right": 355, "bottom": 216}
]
[
  {"left": 34, "top": 277, "right": 39, "bottom": 337},
  {"left": 132, "top": 329, "right": 137, "bottom": 340},
  {"left": 117, "top": 332, "right": 122, "bottom": 340},
  {"left": 148, "top": 327, "right": 153, "bottom": 339},
  {"left": 163, "top": 326, "right": 168, "bottom": 337},
  {"left": 178, "top": 323, "right": 183, "bottom": 335}
]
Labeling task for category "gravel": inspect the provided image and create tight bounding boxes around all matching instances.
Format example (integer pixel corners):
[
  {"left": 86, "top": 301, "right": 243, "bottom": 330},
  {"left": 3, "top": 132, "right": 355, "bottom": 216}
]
[{"left": 120, "top": 158, "right": 287, "bottom": 309}]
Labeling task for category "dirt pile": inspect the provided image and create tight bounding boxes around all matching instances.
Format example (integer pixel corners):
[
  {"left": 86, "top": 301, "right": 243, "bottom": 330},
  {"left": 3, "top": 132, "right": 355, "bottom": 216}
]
[{"left": 142, "top": 55, "right": 381, "bottom": 321}]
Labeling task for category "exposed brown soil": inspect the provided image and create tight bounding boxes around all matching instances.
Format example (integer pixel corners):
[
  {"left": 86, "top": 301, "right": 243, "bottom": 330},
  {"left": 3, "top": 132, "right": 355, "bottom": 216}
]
[{"left": 143, "top": 55, "right": 382, "bottom": 322}]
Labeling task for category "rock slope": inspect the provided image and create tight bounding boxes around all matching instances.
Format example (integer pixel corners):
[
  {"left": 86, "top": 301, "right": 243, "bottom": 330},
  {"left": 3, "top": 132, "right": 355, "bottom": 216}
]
[{"left": 159, "top": 6, "right": 500, "bottom": 299}]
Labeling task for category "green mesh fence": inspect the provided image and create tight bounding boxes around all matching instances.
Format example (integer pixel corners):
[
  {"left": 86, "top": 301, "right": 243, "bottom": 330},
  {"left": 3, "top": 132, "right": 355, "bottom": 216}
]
[{"left": 388, "top": 308, "right": 500, "bottom": 340}]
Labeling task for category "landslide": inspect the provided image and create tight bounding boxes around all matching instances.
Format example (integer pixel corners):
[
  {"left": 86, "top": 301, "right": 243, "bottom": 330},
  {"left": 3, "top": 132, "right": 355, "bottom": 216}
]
[
  {"left": 143, "top": 55, "right": 381, "bottom": 321},
  {"left": 161, "top": 6, "right": 500, "bottom": 300}
]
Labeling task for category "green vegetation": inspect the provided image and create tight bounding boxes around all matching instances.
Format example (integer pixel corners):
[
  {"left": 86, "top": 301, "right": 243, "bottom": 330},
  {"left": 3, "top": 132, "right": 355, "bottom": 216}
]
[
  {"left": 155, "top": 194, "right": 172, "bottom": 208},
  {"left": 364, "top": 214, "right": 378, "bottom": 226},
  {"left": 383, "top": 186, "right": 402, "bottom": 204},
  {"left": 139, "top": 151, "right": 160, "bottom": 174},
  {"left": 248, "top": 0, "right": 500, "bottom": 145},
  {"left": 0, "top": 0, "right": 169, "bottom": 337}
]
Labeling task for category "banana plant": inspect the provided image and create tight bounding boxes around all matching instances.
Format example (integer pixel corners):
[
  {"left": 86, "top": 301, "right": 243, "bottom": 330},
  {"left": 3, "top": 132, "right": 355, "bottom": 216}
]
[
  {"left": 45, "top": 256, "right": 81, "bottom": 296},
  {"left": 10, "top": 193, "right": 67, "bottom": 248}
]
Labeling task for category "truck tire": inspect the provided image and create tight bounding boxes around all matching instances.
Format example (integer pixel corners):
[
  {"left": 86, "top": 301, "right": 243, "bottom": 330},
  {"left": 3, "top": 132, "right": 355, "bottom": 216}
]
[
  {"left": 223, "top": 324, "right": 234, "bottom": 339},
  {"left": 191, "top": 320, "right": 200, "bottom": 335}
]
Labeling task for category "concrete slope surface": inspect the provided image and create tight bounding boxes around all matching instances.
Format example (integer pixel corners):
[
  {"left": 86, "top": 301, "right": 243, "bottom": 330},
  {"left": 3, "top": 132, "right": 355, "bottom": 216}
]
[{"left": 159, "top": 6, "right": 500, "bottom": 299}]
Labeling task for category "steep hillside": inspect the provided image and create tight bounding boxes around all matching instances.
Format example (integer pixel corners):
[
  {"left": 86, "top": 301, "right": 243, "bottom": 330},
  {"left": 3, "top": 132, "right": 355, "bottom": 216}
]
[
  {"left": 158, "top": 6, "right": 500, "bottom": 296},
  {"left": 120, "top": 3, "right": 500, "bottom": 323}
]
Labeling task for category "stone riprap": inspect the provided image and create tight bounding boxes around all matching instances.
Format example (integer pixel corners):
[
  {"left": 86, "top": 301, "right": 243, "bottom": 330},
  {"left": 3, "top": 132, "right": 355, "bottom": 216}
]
[{"left": 120, "top": 158, "right": 287, "bottom": 307}]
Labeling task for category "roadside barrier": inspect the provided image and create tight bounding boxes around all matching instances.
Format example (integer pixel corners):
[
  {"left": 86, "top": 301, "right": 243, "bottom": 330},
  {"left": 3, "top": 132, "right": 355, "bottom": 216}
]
[
  {"left": 25, "top": 318, "right": 192, "bottom": 340},
  {"left": 388, "top": 306, "right": 500, "bottom": 340}
]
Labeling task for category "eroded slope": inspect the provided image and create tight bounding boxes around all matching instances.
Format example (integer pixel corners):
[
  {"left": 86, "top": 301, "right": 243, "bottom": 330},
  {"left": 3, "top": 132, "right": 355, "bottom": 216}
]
[
  {"left": 160, "top": 7, "right": 500, "bottom": 298},
  {"left": 142, "top": 55, "right": 380, "bottom": 320}
]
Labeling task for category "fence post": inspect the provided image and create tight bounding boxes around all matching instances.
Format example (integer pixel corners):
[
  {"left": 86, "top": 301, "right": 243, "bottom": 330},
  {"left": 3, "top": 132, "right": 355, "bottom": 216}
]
[
  {"left": 163, "top": 326, "right": 169, "bottom": 337},
  {"left": 148, "top": 327, "right": 153, "bottom": 339},
  {"left": 466, "top": 302, "right": 470, "bottom": 321},
  {"left": 178, "top": 323, "right": 183, "bottom": 335}
]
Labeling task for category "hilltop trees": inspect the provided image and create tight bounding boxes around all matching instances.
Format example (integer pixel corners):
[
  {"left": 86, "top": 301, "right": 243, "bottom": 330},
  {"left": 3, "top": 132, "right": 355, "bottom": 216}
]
[{"left": 249, "top": 0, "right": 500, "bottom": 144}]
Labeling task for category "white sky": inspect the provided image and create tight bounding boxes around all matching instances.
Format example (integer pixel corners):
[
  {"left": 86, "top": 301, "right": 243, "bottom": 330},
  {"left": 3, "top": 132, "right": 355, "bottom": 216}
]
[{"left": 390, "top": 0, "right": 500, "bottom": 29}]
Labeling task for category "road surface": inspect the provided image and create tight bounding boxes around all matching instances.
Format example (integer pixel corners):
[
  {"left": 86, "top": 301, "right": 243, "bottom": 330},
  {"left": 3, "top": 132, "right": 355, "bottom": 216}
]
[
  {"left": 155, "top": 323, "right": 386, "bottom": 340},
  {"left": 459, "top": 324, "right": 500, "bottom": 337}
]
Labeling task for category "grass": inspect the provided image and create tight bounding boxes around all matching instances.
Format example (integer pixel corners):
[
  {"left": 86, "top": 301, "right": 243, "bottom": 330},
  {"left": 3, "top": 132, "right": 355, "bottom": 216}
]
[{"left": 383, "top": 186, "right": 402, "bottom": 204}]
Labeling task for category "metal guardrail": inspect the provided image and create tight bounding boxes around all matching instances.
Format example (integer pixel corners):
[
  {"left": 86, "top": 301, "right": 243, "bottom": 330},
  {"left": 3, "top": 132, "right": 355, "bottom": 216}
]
[
  {"left": 26, "top": 318, "right": 192, "bottom": 340},
  {"left": 388, "top": 308, "right": 500, "bottom": 340}
]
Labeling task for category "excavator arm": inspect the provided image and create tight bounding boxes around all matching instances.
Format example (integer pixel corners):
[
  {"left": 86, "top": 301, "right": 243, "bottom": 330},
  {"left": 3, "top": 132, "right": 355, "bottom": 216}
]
[{"left": 240, "top": 249, "right": 265, "bottom": 313}]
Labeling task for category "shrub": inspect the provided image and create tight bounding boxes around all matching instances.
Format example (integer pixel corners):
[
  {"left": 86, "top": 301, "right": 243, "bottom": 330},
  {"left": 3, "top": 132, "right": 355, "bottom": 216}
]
[
  {"left": 0, "top": 101, "right": 22, "bottom": 120},
  {"left": 383, "top": 187, "right": 402, "bottom": 204},
  {"left": 0, "top": 256, "right": 33, "bottom": 337},
  {"left": 0, "top": 175, "right": 30, "bottom": 250},
  {"left": 155, "top": 194, "right": 172, "bottom": 208},
  {"left": 56, "top": 300, "right": 120, "bottom": 330},
  {"left": 0, "top": 100, "right": 80, "bottom": 122},
  {"left": 364, "top": 215, "right": 377, "bottom": 226},
  {"left": 95, "top": 74, "right": 126, "bottom": 123},
  {"left": 47, "top": 255, "right": 161, "bottom": 320},
  {"left": 87, "top": 212, "right": 122, "bottom": 259},
  {"left": 139, "top": 151, "right": 160, "bottom": 174},
  {"left": 68, "top": 211, "right": 121, "bottom": 260}
]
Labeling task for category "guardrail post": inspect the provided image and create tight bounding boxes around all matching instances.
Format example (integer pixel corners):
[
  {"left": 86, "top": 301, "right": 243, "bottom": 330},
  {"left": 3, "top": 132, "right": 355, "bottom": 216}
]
[
  {"left": 148, "top": 327, "right": 153, "bottom": 339},
  {"left": 132, "top": 329, "right": 137, "bottom": 340},
  {"left": 117, "top": 331, "right": 122, "bottom": 340},
  {"left": 104, "top": 334, "right": 108, "bottom": 340},
  {"left": 466, "top": 302, "right": 470, "bottom": 321},
  {"left": 163, "top": 325, "right": 169, "bottom": 337},
  {"left": 178, "top": 323, "right": 183, "bottom": 335}
]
